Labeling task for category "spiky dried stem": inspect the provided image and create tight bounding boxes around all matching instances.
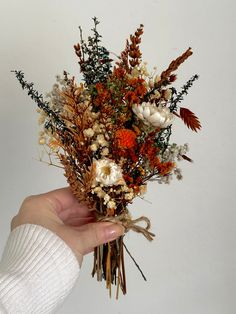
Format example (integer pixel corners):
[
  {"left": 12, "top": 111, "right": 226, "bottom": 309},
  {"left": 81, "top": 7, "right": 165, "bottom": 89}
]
[{"left": 158, "top": 47, "right": 193, "bottom": 86}]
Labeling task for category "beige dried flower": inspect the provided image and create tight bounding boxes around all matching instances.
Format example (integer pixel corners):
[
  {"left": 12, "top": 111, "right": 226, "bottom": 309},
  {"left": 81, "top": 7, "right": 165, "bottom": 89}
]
[
  {"left": 107, "top": 200, "right": 116, "bottom": 209},
  {"left": 96, "top": 134, "right": 108, "bottom": 147},
  {"left": 94, "top": 158, "right": 124, "bottom": 186},
  {"left": 83, "top": 128, "right": 95, "bottom": 138},
  {"left": 90, "top": 143, "right": 98, "bottom": 151},
  {"left": 132, "top": 102, "right": 174, "bottom": 128},
  {"left": 163, "top": 89, "right": 172, "bottom": 100}
]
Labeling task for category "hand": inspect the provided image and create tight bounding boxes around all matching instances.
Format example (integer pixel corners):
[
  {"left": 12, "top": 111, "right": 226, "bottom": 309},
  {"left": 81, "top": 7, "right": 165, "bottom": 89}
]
[{"left": 11, "top": 187, "right": 124, "bottom": 265}]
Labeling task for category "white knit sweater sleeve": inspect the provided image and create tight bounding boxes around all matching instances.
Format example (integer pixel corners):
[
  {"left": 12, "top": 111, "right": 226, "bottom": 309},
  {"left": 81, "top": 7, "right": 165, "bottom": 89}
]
[{"left": 0, "top": 224, "right": 80, "bottom": 313}]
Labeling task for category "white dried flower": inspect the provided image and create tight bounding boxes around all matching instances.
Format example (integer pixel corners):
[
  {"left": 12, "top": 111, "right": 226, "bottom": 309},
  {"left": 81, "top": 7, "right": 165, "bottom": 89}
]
[
  {"left": 93, "top": 187, "right": 106, "bottom": 198},
  {"left": 163, "top": 143, "right": 190, "bottom": 162},
  {"left": 107, "top": 200, "right": 116, "bottom": 209},
  {"left": 103, "top": 194, "right": 110, "bottom": 204},
  {"left": 132, "top": 102, "right": 174, "bottom": 128},
  {"left": 101, "top": 147, "right": 109, "bottom": 156},
  {"left": 124, "top": 192, "right": 134, "bottom": 200},
  {"left": 83, "top": 128, "right": 94, "bottom": 138},
  {"left": 121, "top": 185, "right": 129, "bottom": 192},
  {"left": 90, "top": 143, "right": 98, "bottom": 152},
  {"left": 93, "top": 123, "right": 101, "bottom": 133},
  {"left": 94, "top": 158, "right": 124, "bottom": 186},
  {"left": 96, "top": 134, "right": 108, "bottom": 147}
]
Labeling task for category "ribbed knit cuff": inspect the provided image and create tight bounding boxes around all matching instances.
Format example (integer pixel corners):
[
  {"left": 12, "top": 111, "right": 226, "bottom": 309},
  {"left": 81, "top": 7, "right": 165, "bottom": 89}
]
[{"left": 0, "top": 224, "right": 80, "bottom": 313}]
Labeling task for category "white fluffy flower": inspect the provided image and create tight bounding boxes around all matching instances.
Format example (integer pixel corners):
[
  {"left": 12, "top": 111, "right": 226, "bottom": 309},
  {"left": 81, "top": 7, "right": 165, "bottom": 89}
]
[
  {"left": 107, "top": 200, "right": 116, "bottom": 209},
  {"left": 94, "top": 158, "right": 124, "bottom": 186},
  {"left": 83, "top": 128, "right": 94, "bottom": 138},
  {"left": 96, "top": 134, "right": 108, "bottom": 147},
  {"left": 103, "top": 194, "right": 110, "bottom": 204},
  {"left": 90, "top": 143, "right": 98, "bottom": 151},
  {"left": 124, "top": 192, "right": 134, "bottom": 200},
  {"left": 93, "top": 187, "right": 106, "bottom": 198},
  {"left": 132, "top": 102, "right": 174, "bottom": 128},
  {"left": 101, "top": 147, "right": 109, "bottom": 156}
]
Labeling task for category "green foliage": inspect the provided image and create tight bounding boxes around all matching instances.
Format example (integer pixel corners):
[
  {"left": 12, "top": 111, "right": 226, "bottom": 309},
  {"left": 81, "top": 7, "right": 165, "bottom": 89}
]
[{"left": 78, "top": 17, "right": 112, "bottom": 86}]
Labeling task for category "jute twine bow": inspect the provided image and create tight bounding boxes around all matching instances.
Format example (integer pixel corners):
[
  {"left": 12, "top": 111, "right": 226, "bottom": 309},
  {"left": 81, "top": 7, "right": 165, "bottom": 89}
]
[{"left": 97, "top": 213, "right": 155, "bottom": 241}]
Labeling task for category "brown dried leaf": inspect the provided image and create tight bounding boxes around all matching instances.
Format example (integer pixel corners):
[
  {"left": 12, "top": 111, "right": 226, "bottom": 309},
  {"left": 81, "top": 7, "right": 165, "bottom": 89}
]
[
  {"left": 179, "top": 107, "right": 201, "bottom": 132},
  {"left": 60, "top": 155, "right": 96, "bottom": 210}
]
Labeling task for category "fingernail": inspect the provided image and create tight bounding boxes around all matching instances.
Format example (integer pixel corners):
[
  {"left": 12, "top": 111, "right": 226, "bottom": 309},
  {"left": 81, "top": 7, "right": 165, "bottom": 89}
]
[{"left": 105, "top": 224, "right": 124, "bottom": 241}]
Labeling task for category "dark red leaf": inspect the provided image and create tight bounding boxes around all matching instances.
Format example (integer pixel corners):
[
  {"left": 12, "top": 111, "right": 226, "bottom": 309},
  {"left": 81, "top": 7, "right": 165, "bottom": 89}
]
[{"left": 179, "top": 107, "right": 201, "bottom": 132}]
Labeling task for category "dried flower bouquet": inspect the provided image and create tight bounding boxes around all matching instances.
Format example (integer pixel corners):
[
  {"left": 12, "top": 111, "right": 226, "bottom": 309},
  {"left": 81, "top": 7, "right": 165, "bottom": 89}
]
[{"left": 13, "top": 17, "right": 201, "bottom": 297}]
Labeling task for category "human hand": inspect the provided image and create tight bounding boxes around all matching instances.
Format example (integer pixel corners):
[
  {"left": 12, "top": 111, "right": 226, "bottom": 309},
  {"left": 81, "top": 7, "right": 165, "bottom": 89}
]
[{"left": 11, "top": 187, "right": 124, "bottom": 266}]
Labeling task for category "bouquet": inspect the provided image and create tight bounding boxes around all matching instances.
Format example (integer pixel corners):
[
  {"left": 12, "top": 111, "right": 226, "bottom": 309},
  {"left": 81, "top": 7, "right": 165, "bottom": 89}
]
[{"left": 13, "top": 17, "right": 201, "bottom": 298}]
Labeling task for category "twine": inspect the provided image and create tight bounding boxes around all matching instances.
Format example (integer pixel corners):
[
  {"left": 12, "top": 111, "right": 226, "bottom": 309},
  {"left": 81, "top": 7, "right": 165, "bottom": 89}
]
[{"left": 97, "top": 213, "right": 155, "bottom": 241}]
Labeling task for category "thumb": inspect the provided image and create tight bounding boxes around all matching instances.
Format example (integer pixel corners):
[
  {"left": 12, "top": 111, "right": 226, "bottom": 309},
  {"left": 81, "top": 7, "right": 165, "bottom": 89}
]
[{"left": 76, "top": 222, "right": 124, "bottom": 255}]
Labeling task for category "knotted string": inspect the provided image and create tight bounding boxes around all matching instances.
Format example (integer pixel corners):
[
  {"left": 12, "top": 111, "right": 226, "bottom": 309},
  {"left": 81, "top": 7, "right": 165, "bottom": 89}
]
[{"left": 97, "top": 213, "right": 155, "bottom": 241}]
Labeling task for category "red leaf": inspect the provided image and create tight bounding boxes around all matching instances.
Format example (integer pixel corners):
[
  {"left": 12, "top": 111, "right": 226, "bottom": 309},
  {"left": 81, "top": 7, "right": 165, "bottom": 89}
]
[{"left": 179, "top": 107, "right": 201, "bottom": 132}]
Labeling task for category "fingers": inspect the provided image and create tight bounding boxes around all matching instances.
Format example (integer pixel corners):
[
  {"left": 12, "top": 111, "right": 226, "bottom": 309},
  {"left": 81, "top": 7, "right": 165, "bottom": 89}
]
[
  {"left": 42, "top": 188, "right": 94, "bottom": 220},
  {"left": 42, "top": 189, "right": 93, "bottom": 222},
  {"left": 63, "top": 215, "right": 95, "bottom": 227},
  {"left": 20, "top": 187, "right": 92, "bottom": 223},
  {"left": 57, "top": 202, "right": 92, "bottom": 222},
  {"left": 40, "top": 187, "right": 83, "bottom": 215},
  {"left": 15, "top": 188, "right": 125, "bottom": 266},
  {"left": 66, "top": 222, "right": 125, "bottom": 257}
]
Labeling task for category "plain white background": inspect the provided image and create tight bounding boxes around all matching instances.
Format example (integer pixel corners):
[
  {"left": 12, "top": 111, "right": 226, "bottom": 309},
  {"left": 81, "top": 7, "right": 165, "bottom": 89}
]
[{"left": 0, "top": 0, "right": 235, "bottom": 313}]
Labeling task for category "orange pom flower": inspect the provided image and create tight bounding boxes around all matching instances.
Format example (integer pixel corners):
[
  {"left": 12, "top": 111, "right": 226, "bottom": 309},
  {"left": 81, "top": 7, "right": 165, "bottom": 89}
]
[{"left": 115, "top": 129, "right": 137, "bottom": 149}]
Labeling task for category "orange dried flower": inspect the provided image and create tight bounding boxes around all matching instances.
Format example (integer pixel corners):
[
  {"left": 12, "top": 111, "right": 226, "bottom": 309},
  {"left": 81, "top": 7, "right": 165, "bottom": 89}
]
[
  {"left": 113, "top": 67, "right": 126, "bottom": 79},
  {"left": 94, "top": 82, "right": 110, "bottom": 106},
  {"left": 128, "top": 77, "right": 145, "bottom": 88},
  {"left": 154, "top": 158, "right": 176, "bottom": 176},
  {"left": 124, "top": 91, "right": 139, "bottom": 105},
  {"left": 115, "top": 129, "right": 137, "bottom": 149},
  {"left": 135, "top": 85, "right": 147, "bottom": 97},
  {"left": 140, "top": 135, "right": 159, "bottom": 167}
]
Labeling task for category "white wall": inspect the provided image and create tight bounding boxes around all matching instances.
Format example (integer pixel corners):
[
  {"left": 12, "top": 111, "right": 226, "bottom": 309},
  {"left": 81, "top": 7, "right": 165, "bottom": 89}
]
[{"left": 0, "top": 0, "right": 235, "bottom": 313}]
